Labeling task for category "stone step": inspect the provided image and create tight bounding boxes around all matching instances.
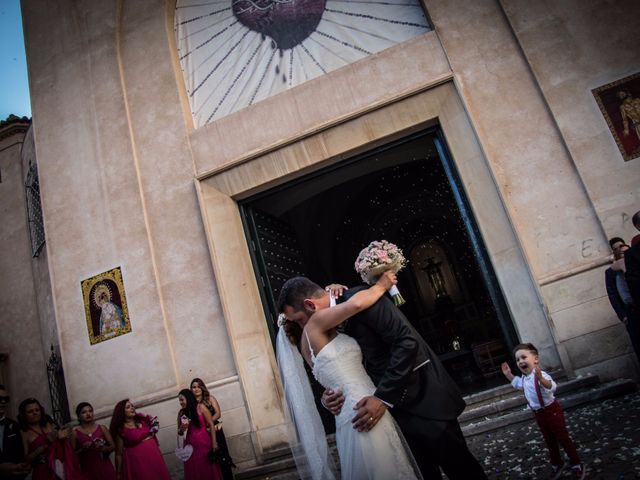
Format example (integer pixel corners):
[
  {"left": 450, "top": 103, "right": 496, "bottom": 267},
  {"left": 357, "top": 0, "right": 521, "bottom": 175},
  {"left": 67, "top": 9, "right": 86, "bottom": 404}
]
[
  {"left": 235, "top": 456, "right": 296, "bottom": 480},
  {"left": 236, "top": 436, "right": 338, "bottom": 480},
  {"left": 236, "top": 378, "right": 636, "bottom": 479},
  {"left": 459, "top": 373, "right": 599, "bottom": 424},
  {"left": 461, "top": 378, "right": 637, "bottom": 437}
]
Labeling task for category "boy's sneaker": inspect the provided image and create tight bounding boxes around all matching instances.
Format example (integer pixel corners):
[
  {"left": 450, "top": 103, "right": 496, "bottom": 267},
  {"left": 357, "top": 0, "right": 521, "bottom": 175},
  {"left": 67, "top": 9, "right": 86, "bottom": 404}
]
[
  {"left": 550, "top": 462, "right": 566, "bottom": 479},
  {"left": 571, "top": 464, "right": 586, "bottom": 479}
]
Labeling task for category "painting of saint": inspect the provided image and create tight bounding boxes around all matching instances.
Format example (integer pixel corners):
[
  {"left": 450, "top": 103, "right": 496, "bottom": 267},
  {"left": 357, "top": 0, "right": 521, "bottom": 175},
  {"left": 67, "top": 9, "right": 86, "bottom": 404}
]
[
  {"left": 81, "top": 267, "right": 131, "bottom": 344},
  {"left": 593, "top": 71, "right": 640, "bottom": 161}
]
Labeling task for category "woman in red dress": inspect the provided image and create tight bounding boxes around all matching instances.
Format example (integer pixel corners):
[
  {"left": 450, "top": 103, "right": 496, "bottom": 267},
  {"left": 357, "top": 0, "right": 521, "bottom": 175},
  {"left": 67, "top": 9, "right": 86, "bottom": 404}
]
[
  {"left": 190, "top": 378, "right": 235, "bottom": 479},
  {"left": 177, "top": 389, "right": 222, "bottom": 480},
  {"left": 109, "top": 399, "right": 170, "bottom": 480},
  {"left": 18, "top": 398, "right": 85, "bottom": 480},
  {"left": 71, "top": 402, "right": 116, "bottom": 480}
]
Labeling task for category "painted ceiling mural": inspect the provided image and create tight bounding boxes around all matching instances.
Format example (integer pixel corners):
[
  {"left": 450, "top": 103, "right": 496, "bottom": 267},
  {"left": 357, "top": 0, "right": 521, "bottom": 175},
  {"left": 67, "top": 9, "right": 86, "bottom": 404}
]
[{"left": 174, "top": 0, "right": 430, "bottom": 127}]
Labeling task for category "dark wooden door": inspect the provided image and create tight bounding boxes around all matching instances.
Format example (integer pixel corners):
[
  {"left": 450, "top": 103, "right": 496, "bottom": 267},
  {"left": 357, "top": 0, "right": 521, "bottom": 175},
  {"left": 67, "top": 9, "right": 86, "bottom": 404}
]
[{"left": 241, "top": 206, "right": 307, "bottom": 343}]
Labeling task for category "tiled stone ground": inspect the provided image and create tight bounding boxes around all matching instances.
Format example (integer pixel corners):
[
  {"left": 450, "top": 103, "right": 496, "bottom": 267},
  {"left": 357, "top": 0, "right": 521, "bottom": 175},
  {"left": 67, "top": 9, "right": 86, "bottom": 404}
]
[{"left": 466, "top": 390, "right": 640, "bottom": 479}]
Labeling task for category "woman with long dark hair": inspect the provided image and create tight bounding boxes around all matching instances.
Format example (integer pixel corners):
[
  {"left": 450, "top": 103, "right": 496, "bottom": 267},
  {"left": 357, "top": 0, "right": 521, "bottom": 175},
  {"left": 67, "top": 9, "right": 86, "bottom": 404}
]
[
  {"left": 190, "top": 378, "right": 235, "bottom": 479},
  {"left": 71, "top": 402, "right": 116, "bottom": 480},
  {"left": 109, "top": 399, "right": 170, "bottom": 480},
  {"left": 18, "top": 398, "right": 85, "bottom": 480},
  {"left": 177, "top": 389, "right": 222, "bottom": 479}
]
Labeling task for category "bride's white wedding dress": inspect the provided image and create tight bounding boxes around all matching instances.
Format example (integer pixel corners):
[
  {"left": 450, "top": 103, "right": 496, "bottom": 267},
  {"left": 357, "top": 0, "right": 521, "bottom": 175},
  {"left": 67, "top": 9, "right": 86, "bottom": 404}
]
[{"left": 310, "top": 333, "right": 421, "bottom": 480}]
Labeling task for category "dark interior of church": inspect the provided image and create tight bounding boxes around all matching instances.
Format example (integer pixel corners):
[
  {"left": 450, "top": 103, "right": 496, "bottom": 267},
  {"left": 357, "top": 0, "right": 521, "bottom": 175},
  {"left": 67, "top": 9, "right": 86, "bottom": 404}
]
[{"left": 241, "top": 129, "right": 518, "bottom": 398}]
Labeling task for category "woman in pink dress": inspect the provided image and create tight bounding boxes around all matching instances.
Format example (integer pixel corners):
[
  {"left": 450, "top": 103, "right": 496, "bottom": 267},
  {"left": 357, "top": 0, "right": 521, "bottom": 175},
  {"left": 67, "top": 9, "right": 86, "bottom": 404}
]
[
  {"left": 190, "top": 378, "right": 235, "bottom": 479},
  {"left": 18, "top": 397, "right": 86, "bottom": 480},
  {"left": 71, "top": 402, "right": 116, "bottom": 480},
  {"left": 177, "top": 389, "right": 223, "bottom": 480},
  {"left": 109, "top": 399, "right": 170, "bottom": 480}
]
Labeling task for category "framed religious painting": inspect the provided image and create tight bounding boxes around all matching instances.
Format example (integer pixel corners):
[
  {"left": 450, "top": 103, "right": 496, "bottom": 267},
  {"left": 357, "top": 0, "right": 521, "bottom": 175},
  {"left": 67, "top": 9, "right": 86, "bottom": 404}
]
[
  {"left": 592, "top": 71, "right": 640, "bottom": 161},
  {"left": 81, "top": 267, "right": 132, "bottom": 345}
]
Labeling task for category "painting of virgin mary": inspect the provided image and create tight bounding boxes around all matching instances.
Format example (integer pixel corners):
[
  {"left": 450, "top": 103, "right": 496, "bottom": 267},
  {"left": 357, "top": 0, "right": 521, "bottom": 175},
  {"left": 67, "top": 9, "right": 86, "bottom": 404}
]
[{"left": 81, "top": 267, "right": 132, "bottom": 344}]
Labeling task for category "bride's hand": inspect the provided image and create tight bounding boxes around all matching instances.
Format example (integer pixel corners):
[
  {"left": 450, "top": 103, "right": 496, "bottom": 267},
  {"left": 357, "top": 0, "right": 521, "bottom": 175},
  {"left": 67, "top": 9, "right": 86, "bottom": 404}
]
[
  {"left": 375, "top": 271, "right": 397, "bottom": 291},
  {"left": 321, "top": 389, "right": 345, "bottom": 416}
]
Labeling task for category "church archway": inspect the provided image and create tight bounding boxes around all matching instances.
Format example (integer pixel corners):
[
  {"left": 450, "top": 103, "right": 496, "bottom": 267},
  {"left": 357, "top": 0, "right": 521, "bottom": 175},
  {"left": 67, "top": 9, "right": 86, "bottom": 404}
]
[
  {"left": 240, "top": 128, "right": 518, "bottom": 395},
  {"left": 195, "top": 83, "right": 557, "bottom": 456}
]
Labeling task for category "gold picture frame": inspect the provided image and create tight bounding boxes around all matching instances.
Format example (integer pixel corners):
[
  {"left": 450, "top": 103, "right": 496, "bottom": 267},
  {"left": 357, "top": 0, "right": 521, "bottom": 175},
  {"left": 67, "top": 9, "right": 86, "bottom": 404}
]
[{"left": 81, "top": 267, "right": 132, "bottom": 345}]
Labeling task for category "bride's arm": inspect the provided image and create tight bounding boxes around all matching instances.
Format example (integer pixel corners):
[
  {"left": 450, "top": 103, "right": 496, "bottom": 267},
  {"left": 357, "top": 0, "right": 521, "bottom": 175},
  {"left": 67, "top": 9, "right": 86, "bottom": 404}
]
[{"left": 308, "top": 271, "right": 396, "bottom": 332}]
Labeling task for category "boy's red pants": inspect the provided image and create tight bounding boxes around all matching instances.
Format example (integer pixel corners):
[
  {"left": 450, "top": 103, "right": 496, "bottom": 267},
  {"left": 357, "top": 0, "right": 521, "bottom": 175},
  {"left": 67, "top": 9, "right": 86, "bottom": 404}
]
[{"left": 534, "top": 400, "right": 581, "bottom": 466}]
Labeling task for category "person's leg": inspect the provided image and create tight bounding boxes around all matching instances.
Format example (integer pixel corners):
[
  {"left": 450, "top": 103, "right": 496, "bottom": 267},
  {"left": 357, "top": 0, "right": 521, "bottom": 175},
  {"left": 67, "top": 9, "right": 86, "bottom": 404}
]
[
  {"left": 403, "top": 431, "right": 443, "bottom": 480},
  {"left": 535, "top": 410, "right": 563, "bottom": 466},
  {"left": 546, "top": 404, "right": 581, "bottom": 466},
  {"left": 626, "top": 308, "right": 640, "bottom": 362},
  {"left": 398, "top": 415, "right": 486, "bottom": 480},
  {"left": 434, "top": 421, "right": 488, "bottom": 480}
]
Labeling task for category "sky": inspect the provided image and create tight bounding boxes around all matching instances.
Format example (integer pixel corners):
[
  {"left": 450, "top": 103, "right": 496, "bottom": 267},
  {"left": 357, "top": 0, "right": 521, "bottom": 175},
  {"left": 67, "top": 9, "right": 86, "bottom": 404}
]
[{"left": 0, "top": 0, "right": 31, "bottom": 120}]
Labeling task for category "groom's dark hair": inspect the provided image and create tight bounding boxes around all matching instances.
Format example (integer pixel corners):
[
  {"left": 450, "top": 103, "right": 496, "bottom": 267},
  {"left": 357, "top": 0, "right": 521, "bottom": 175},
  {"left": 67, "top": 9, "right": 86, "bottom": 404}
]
[{"left": 277, "top": 276, "right": 324, "bottom": 313}]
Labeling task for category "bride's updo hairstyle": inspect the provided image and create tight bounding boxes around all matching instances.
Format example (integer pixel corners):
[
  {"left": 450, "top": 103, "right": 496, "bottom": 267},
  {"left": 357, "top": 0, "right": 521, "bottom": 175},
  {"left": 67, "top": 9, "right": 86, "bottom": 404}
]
[
  {"left": 282, "top": 319, "right": 303, "bottom": 347},
  {"left": 277, "top": 276, "right": 325, "bottom": 347}
]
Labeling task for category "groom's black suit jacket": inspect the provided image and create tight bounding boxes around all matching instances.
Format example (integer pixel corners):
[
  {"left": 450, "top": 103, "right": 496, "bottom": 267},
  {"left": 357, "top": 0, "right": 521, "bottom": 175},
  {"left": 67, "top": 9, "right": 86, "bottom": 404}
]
[{"left": 341, "top": 286, "right": 465, "bottom": 437}]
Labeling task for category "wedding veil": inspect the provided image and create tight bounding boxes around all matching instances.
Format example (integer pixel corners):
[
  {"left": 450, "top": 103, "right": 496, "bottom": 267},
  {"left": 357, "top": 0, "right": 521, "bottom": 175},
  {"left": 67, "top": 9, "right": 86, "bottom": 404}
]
[{"left": 276, "top": 323, "right": 337, "bottom": 480}]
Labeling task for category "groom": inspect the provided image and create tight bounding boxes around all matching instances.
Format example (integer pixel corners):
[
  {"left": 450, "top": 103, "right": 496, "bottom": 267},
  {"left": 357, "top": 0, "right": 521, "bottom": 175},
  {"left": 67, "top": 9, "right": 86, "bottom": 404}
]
[{"left": 278, "top": 278, "right": 487, "bottom": 480}]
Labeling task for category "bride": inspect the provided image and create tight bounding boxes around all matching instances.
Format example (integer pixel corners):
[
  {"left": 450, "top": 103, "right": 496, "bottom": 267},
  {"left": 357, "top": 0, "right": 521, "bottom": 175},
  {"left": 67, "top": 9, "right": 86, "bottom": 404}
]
[{"left": 276, "top": 271, "right": 421, "bottom": 480}]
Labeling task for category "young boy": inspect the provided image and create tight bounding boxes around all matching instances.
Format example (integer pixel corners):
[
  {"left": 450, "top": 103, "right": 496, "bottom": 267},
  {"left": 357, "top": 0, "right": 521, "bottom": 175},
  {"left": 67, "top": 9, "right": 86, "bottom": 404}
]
[{"left": 501, "top": 343, "right": 585, "bottom": 479}]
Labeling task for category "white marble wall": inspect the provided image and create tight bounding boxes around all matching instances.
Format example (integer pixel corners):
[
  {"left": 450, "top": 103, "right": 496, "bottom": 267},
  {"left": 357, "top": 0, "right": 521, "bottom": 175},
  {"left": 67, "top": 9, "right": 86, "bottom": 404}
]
[
  {"left": 499, "top": 0, "right": 640, "bottom": 375},
  {"left": 501, "top": 0, "right": 640, "bottom": 239}
]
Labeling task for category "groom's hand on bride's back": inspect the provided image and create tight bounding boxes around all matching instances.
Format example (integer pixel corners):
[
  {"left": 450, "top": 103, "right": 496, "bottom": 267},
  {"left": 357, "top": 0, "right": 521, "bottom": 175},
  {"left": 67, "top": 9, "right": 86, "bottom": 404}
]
[
  {"left": 321, "top": 388, "right": 345, "bottom": 415},
  {"left": 352, "top": 396, "right": 386, "bottom": 432}
]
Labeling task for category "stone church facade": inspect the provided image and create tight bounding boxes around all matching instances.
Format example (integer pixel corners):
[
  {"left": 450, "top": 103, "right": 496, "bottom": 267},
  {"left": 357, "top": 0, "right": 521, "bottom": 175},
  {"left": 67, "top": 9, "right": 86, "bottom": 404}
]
[{"left": 1, "top": 0, "right": 639, "bottom": 475}]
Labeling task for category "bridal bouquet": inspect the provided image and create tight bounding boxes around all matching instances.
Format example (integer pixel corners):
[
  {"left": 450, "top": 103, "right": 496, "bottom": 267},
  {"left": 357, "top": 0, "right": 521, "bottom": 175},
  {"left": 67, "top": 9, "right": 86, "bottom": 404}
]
[{"left": 354, "top": 240, "right": 407, "bottom": 306}]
